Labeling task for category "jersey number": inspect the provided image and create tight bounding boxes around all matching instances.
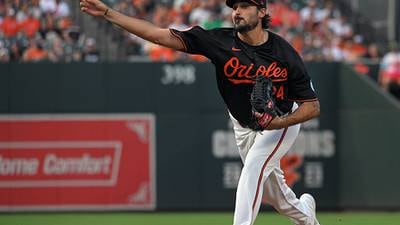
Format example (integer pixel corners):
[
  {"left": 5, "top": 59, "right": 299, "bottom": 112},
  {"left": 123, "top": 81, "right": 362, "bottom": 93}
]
[{"left": 273, "top": 85, "right": 285, "bottom": 100}]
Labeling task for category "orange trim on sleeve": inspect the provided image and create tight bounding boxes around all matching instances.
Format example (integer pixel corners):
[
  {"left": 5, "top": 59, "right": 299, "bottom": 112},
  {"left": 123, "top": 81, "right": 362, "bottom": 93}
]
[
  {"left": 287, "top": 98, "right": 319, "bottom": 103},
  {"left": 169, "top": 29, "right": 188, "bottom": 52}
]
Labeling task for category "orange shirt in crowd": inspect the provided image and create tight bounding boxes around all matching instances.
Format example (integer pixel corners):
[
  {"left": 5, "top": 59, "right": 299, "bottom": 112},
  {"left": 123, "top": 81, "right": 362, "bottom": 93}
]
[
  {"left": 19, "top": 17, "right": 40, "bottom": 38},
  {"left": 291, "top": 35, "right": 304, "bottom": 54},
  {"left": 149, "top": 46, "right": 177, "bottom": 62},
  {"left": 57, "top": 17, "right": 72, "bottom": 30},
  {"left": 1, "top": 16, "right": 19, "bottom": 37},
  {"left": 23, "top": 46, "right": 48, "bottom": 62}
]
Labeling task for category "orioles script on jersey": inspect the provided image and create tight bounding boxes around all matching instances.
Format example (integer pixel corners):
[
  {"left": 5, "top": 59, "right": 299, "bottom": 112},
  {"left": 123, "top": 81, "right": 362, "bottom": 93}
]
[{"left": 223, "top": 57, "right": 288, "bottom": 84}]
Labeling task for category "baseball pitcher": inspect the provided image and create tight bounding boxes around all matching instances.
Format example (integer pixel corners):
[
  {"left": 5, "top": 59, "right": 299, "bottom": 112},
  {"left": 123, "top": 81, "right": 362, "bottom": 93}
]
[{"left": 80, "top": 0, "right": 321, "bottom": 224}]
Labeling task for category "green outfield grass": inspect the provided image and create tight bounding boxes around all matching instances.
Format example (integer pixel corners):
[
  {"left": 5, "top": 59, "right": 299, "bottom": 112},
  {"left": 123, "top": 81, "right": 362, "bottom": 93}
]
[{"left": 0, "top": 212, "right": 400, "bottom": 225}]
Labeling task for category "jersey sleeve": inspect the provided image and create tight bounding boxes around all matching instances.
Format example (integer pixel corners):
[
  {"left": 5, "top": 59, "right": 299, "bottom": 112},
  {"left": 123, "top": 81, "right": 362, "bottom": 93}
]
[
  {"left": 287, "top": 53, "right": 318, "bottom": 102},
  {"left": 169, "top": 26, "right": 215, "bottom": 59}
]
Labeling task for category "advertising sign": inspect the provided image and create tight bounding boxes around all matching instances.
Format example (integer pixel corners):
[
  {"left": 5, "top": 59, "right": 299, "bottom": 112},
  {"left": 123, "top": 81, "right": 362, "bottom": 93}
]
[{"left": 0, "top": 114, "right": 155, "bottom": 211}]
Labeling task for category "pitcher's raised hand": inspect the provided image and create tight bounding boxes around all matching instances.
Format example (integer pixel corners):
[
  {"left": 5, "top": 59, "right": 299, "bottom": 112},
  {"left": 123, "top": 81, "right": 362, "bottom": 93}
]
[{"left": 80, "top": 0, "right": 108, "bottom": 17}]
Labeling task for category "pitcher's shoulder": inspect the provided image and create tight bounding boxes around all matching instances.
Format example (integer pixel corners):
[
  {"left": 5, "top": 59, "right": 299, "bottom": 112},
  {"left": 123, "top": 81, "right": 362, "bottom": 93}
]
[{"left": 207, "top": 27, "right": 235, "bottom": 37}]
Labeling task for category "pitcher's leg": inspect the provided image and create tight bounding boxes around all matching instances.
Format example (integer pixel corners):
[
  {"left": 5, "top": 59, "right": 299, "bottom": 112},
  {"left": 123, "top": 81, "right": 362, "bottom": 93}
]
[
  {"left": 263, "top": 168, "right": 319, "bottom": 225},
  {"left": 233, "top": 159, "right": 274, "bottom": 225},
  {"left": 233, "top": 127, "right": 291, "bottom": 225},
  {"left": 263, "top": 168, "right": 309, "bottom": 224}
]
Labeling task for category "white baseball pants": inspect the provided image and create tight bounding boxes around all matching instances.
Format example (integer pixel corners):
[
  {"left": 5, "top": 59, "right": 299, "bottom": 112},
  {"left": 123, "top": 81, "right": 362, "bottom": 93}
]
[{"left": 230, "top": 113, "right": 314, "bottom": 225}]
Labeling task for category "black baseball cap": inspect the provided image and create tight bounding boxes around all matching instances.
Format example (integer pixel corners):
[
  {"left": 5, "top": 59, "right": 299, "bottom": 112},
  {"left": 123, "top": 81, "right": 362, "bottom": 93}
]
[{"left": 226, "top": 0, "right": 267, "bottom": 8}]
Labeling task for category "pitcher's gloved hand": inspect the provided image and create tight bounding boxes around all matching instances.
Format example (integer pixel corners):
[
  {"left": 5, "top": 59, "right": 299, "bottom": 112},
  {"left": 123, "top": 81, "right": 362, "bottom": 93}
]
[{"left": 249, "top": 75, "right": 278, "bottom": 131}]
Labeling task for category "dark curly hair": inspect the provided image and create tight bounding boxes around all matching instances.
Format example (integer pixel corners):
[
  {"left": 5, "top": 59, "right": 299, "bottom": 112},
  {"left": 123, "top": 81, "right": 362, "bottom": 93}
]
[{"left": 262, "top": 14, "right": 271, "bottom": 29}]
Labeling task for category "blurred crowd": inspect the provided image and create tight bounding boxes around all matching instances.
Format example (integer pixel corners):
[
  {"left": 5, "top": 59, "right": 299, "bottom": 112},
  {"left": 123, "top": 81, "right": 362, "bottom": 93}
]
[
  {"left": 0, "top": 0, "right": 99, "bottom": 62},
  {"left": 2, "top": 0, "right": 399, "bottom": 98},
  {"left": 103, "top": 0, "right": 382, "bottom": 63},
  {"left": 0, "top": 0, "right": 387, "bottom": 63},
  {"left": 379, "top": 43, "right": 400, "bottom": 100},
  {"left": 100, "top": 0, "right": 400, "bottom": 99}
]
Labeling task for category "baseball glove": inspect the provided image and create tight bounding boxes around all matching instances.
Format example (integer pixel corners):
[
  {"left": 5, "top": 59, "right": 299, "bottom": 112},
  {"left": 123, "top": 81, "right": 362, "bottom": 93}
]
[{"left": 249, "top": 75, "right": 278, "bottom": 131}]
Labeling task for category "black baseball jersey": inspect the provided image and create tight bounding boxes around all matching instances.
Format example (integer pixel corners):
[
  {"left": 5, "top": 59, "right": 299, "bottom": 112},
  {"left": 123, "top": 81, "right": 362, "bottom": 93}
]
[{"left": 170, "top": 26, "right": 318, "bottom": 127}]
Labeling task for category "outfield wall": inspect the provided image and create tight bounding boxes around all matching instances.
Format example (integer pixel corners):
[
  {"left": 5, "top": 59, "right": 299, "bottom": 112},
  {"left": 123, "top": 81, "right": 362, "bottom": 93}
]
[
  {"left": 0, "top": 62, "right": 398, "bottom": 211},
  {"left": 338, "top": 65, "right": 400, "bottom": 209}
]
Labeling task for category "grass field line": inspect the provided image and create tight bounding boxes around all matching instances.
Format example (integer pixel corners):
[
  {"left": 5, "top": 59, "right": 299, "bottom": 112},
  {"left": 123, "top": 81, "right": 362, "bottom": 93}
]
[{"left": 0, "top": 212, "right": 400, "bottom": 225}]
